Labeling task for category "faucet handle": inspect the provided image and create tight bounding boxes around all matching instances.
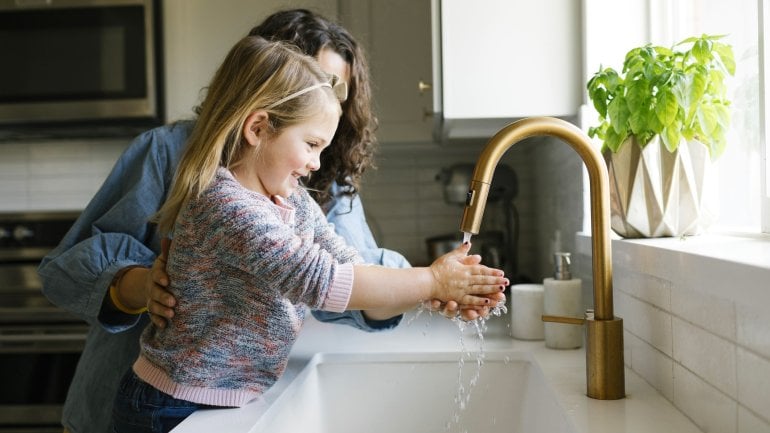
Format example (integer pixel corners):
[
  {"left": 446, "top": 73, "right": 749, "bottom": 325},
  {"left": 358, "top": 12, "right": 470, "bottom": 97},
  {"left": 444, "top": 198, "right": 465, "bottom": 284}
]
[{"left": 541, "top": 312, "right": 586, "bottom": 325}]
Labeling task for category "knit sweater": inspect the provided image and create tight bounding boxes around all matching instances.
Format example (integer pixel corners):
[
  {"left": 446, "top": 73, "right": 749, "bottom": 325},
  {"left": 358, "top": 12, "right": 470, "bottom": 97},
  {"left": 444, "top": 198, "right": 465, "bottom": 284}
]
[{"left": 134, "top": 167, "right": 361, "bottom": 407}]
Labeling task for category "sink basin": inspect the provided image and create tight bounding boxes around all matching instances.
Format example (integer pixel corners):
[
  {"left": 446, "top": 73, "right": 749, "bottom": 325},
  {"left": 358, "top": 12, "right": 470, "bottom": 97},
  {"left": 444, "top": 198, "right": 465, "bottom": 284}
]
[{"left": 250, "top": 351, "right": 577, "bottom": 433}]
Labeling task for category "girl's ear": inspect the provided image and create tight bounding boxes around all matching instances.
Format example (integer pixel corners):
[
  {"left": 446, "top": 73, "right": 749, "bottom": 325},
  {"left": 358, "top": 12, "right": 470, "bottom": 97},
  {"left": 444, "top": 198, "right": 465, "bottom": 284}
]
[{"left": 243, "top": 110, "right": 269, "bottom": 146}]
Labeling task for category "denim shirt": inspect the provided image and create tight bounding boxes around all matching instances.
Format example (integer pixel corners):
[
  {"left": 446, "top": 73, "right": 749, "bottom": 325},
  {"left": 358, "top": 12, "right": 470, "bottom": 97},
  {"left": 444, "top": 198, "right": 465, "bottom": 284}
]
[{"left": 37, "top": 120, "right": 408, "bottom": 433}]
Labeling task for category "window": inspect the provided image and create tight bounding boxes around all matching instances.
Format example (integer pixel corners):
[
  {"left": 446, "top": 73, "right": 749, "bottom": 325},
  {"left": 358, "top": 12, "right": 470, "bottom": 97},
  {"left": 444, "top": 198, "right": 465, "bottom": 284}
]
[
  {"left": 761, "top": 0, "right": 770, "bottom": 231},
  {"left": 656, "top": 0, "right": 763, "bottom": 232},
  {"left": 583, "top": 0, "right": 768, "bottom": 234}
]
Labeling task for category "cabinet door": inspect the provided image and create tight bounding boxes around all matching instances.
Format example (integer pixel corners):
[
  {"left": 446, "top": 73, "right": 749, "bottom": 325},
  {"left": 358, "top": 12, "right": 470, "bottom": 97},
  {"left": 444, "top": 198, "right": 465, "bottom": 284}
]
[
  {"left": 340, "top": 0, "right": 435, "bottom": 143},
  {"left": 439, "top": 0, "right": 582, "bottom": 137},
  {"left": 162, "top": 0, "right": 338, "bottom": 122}
]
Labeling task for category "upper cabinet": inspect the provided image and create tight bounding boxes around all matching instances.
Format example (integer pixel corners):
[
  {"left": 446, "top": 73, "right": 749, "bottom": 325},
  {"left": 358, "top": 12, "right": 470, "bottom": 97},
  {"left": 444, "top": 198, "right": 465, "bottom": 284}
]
[
  {"left": 162, "top": 0, "right": 338, "bottom": 122},
  {"left": 341, "top": 0, "right": 583, "bottom": 143},
  {"left": 437, "top": 0, "right": 583, "bottom": 139},
  {"left": 339, "top": 0, "right": 435, "bottom": 144}
]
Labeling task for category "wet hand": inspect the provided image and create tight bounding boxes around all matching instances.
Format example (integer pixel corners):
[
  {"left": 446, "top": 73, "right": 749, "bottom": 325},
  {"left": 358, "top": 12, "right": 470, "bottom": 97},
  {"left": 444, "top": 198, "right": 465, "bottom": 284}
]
[{"left": 428, "top": 242, "right": 508, "bottom": 306}]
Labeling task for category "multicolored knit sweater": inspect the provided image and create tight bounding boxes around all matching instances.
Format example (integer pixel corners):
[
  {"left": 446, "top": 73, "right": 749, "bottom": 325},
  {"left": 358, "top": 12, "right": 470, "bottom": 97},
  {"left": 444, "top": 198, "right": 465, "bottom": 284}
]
[{"left": 134, "top": 167, "right": 361, "bottom": 407}]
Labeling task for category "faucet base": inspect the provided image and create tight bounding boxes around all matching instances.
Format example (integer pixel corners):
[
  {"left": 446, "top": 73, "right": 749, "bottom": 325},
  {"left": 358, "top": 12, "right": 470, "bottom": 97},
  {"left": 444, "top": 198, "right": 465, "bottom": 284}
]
[{"left": 585, "top": 316, "right": 625, "bottom": 400}]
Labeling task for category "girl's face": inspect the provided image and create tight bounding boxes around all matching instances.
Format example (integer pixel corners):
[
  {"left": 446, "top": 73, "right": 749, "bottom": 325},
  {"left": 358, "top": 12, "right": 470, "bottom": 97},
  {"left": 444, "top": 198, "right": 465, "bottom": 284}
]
[
  {"left": 242, "top": 102, "right": 340, "bottom": 198},
  {"left": 233, "top": 48, "right": 349, "bottom": 198}
]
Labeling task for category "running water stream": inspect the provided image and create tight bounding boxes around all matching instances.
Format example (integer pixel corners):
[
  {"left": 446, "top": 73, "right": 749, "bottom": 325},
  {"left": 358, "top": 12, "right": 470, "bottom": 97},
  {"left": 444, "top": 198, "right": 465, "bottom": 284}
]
[
  {"left": 405, "top": 230, "right": 508, "bottom": 432},
  {"left": 446, "top": 300, "right": 507, "bottom": 433}
]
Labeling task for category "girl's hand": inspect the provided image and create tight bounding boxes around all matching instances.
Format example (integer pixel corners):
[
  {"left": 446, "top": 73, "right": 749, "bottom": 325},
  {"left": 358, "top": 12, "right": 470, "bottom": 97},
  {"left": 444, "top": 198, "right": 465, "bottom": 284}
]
[
  {"left": 427, "top": 251, "right": 507, "bottom": 320},
  {"left": 428, "top": 243, "right": 508, "bottom": 306},
  {"left": 146, "top": 238, "right": 176, "bottom": 328}
]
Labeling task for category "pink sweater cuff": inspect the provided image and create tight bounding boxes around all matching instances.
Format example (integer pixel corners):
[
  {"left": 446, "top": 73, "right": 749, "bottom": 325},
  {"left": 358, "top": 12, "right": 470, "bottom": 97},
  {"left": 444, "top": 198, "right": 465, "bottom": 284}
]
[{"left": 322, "top": 262, "right": 354, "bottom": 312}]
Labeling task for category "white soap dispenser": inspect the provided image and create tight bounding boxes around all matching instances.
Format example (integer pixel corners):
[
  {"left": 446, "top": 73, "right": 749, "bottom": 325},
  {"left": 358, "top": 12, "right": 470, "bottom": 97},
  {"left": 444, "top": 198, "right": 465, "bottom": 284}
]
[{"left": 543, "top": 252, "right": 583, "bottom": 349}]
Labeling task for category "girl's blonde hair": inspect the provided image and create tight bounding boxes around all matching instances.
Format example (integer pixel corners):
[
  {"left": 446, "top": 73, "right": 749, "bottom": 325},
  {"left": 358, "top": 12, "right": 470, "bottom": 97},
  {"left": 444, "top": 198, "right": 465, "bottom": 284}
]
[{"left": 154, "top": 36, "right": 339, "bottom": 235}]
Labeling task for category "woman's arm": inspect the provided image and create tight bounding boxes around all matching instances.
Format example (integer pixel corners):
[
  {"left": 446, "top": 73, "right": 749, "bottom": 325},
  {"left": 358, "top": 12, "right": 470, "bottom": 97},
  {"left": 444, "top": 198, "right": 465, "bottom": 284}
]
[
  {"left": 316, "top": 185, "right": 412, "bottom": 324},
  {"left": 38, "top": 122, "right": 191, "bottom": 328}
]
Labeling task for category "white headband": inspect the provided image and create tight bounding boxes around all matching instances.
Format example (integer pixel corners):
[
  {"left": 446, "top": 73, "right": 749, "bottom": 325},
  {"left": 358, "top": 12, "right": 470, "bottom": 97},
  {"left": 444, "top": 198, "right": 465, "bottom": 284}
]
[
  {"left": 265, "top": 82, "right": 332, "bottom": 110},
  {"left": 265, "top": 74, "right": 348, "bottom": 110}
]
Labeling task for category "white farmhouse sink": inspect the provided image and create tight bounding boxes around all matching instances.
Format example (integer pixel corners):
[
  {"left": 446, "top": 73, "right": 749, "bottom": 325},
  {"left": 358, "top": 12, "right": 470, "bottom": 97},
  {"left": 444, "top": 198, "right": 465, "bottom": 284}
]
[{"left": 249, "top": 351, "right": 577, "bottom": 433}]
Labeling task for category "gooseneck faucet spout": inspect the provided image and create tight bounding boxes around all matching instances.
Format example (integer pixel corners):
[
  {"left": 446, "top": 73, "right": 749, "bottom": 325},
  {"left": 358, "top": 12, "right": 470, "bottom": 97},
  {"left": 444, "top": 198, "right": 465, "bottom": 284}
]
[{"left": 460, "top": 117, "right": 625, "bottom": 400}]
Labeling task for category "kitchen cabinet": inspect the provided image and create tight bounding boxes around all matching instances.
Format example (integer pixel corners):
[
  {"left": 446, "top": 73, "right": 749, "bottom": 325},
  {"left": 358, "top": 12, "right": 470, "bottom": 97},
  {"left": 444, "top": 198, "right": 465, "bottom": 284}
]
[
  {"left": 437, "top": 0, "right": 583, "bottom": 139},
  {"left": 162, "top": 0, "right": 338, "bottom": 122},
  {"left": 338, "top": 0, "right": 435, "bottom": 144},
  {"left": 341, "top": 0, "right": 583, "bottom": 143}
]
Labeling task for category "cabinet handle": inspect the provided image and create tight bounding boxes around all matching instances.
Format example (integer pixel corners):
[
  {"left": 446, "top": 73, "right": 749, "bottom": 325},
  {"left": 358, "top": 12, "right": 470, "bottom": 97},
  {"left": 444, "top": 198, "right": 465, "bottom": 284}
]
[
  {"left": 418, "top": 80, "right": 432, "bottom": 94},
  {"left": 422, "top": 108, "right": 434, "bottom": 121}
]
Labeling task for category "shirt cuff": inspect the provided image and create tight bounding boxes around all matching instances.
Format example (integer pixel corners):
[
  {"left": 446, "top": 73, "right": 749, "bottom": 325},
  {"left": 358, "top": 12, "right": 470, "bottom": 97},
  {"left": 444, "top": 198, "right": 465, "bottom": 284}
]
[{"left": 322, "top": 262, "right": 354, "bottom": 313}]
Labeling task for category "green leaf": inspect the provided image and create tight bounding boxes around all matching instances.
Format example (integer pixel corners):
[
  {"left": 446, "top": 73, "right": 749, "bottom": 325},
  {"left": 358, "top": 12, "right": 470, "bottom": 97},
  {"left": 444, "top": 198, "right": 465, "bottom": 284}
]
[
  {"left": 692, "top": 39, "right": 711, "bottom": 64},
  {"left": 655, "top": 89, "right": 678, "bottom": 126},
  {"left": 709, "top": 135, "right": 727, "bottom": 160},
  {"left": 604, "top": 126, "right": 626, "bottom": 153},
  {"left": 696, "top": 104, "right": 719, "bottom": 142},
  {"left": 628, "top": 106, "right": 648, "bottom": 135},
  {"left": 714, "top": 102, "right": 731, "bottom": 130},
  {"left": 686, "top": 69, "right": 707, "bottom": 120},
  {"left": 714, "top": 43, "right": 736, "bottom": 76},
  {"left": 661, "top": 123, "right": 682, "bottom": 153},
  {"left": 607, "top": 97, "right": 630, "bottom": 135}
]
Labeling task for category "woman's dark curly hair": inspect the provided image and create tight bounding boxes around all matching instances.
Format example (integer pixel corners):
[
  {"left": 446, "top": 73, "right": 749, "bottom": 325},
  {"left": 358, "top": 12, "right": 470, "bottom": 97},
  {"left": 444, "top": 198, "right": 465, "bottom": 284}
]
[{"left": 249, "top": 9, "right": 377, "bottom": 207}]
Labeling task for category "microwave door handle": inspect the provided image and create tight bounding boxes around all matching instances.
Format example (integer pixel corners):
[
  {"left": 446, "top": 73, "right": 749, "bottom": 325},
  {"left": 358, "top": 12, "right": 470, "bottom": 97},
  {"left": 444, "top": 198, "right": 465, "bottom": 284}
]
[{"left": 14, "top": 0, "right": 53, "bottom": 7}]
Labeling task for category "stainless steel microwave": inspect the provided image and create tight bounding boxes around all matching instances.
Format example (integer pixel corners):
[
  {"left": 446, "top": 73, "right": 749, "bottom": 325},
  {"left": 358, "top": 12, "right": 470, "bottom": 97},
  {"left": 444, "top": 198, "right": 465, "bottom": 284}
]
[{"left": 0, "top": 0, "right": 161, "bottom": 128}]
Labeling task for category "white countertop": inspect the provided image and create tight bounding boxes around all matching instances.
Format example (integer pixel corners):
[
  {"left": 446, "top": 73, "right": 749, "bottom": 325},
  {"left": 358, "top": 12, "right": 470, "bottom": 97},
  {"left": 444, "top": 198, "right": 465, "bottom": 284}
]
[{"left": 172, "top": 310, "right": 702, "bottom": 433}]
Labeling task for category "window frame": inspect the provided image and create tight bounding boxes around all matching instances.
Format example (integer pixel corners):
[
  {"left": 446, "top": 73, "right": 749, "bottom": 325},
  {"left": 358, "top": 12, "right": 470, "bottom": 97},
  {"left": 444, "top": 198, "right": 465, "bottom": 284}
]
[{"left": 761, "top": 0, "right": 770, "bottom": 232}]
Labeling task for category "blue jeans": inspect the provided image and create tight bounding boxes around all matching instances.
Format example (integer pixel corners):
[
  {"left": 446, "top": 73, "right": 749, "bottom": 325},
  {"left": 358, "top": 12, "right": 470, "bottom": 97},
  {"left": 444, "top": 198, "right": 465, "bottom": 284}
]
[{"left": 112, "top": 370, "right": 213, "bottom": 433}]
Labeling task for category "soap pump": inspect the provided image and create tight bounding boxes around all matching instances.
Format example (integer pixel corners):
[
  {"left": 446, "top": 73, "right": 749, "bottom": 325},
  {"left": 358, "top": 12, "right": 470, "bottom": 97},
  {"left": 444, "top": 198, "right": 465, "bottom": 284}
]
[{"left": 543, "top": 252, "right": 583, "bottom": 349}]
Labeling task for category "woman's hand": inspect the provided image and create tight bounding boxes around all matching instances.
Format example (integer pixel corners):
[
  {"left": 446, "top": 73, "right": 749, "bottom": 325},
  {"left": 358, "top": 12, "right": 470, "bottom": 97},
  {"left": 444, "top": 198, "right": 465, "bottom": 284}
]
[
  {"left": 428, "top": 243, "right": 508, "bottom": 307},
  {"left": 145, "top": 238, "right": 176, "bottom": 328}
]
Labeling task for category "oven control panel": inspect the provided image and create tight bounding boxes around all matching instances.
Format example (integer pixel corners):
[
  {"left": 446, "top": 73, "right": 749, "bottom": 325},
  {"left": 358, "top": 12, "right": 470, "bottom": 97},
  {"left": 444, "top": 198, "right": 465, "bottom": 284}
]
[{"left": 0, "top": 212, "right": 79, "bottom": 259}]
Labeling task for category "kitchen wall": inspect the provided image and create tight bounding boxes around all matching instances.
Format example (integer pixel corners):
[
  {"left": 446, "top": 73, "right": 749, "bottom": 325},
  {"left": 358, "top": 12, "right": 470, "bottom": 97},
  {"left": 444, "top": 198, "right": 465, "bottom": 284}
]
[
  {"left": 0, "top": 129, "right": 582, "bottom": 285},
  {"left": 5, "top": 2, "right": 768, "bottom": 432},
  {"left": 573, "top": 237, "right": 770, "bottom": 433},
  {"left": 0, "top": 138, "right": 128, "bottom": 212},
  {"left": 358, "top": 132, "right": 583, "bottom": 282}
]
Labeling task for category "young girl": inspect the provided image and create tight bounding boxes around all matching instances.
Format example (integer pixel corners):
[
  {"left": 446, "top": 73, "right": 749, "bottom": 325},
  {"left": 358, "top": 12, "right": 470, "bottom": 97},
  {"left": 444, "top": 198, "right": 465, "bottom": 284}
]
[{"left": 111, "top": 36, "right": 507, "bottom": 432}]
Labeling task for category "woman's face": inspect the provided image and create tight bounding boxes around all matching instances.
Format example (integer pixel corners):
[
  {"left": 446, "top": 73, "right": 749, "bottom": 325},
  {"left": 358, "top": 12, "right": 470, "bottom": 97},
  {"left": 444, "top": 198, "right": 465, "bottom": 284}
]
[{"left": 316, "top": 47, "right": 350, "bottom": 88}]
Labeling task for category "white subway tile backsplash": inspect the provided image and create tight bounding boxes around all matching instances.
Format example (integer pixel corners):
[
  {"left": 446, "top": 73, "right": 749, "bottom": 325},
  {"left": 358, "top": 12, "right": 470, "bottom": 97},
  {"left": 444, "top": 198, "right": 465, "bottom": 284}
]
[
  {"left": 0, "top": 146, "right": 29, "bottom": 176},
  {"left": 736, "top": 302, "right": 770, "bottom": 360},
  {"left": 738, "top": 405, "right": 770, "bottom": 433},
  {"left": 617, "top": 290, "right": 673, "bottom": 356},
  {"left": 672, "top": 285, "right": 737, "bottom": 341},
  {"left": 674, "top": 363, "right": 737, "bottom": 433},
  {"left": 673, "top": 317, "right": 737, "bottom": 398},
  {"left": 0, "top": 194, "right": 27, "bottom": 211},
  {"left": 577, "top": 233, "right": 770, "bottom": 433},
  {"left": 614, "top": 268, "right": 672, "bottom": 311},
  {"left": 0, "top": 138, "right": 128, "bottom": 212},
  {"left": 625, "top": 330, "right": 674, "bottom": 400},
  {"left": 737, "top": 348, "right": 770, "bottom": 423}
]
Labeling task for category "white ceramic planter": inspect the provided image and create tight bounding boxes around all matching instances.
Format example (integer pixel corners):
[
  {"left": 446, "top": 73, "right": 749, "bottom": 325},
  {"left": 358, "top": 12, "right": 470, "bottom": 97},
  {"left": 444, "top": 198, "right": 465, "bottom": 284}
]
[{"left": 604, "top": 136, "right": 713, "bottom": 238}]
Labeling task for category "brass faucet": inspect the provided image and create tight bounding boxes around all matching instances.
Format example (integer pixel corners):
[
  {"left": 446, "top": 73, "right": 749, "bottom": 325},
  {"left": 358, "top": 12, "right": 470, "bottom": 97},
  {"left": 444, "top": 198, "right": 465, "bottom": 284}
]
[{"left": 460, "top": 117, "right": 625, "bottom": 400}]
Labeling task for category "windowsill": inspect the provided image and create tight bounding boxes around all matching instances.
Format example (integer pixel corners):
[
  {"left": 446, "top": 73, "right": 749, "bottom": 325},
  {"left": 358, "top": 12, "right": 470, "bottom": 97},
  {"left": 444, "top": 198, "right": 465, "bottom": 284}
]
[{"left": 576, "top": 230, "right": 770, "bottom": 306}]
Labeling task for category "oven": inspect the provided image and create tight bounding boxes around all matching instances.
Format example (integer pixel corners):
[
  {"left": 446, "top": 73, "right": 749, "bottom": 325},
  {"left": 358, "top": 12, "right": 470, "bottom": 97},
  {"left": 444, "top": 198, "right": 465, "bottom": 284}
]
[{"left": 0, "top": 212, "right": 87, "bottom": 433}]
